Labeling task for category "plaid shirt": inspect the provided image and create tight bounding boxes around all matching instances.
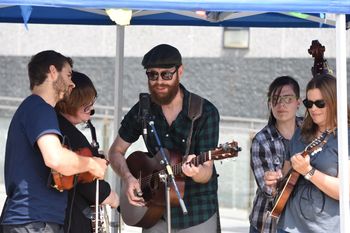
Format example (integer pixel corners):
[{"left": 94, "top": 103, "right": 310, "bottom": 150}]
[
  {"left": 119, "top": 84, "right": 220, "bottom": 229},
  {"left": 249, "top": 117, "right": 302, "bottom": 233}
]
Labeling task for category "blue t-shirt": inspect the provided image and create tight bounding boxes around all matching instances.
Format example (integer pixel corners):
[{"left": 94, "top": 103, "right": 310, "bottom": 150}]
[
  {"left": 2, "top": 95, "right": 67, "bottom": 225},
  {"left": 278, "top": 128, "right": 350, "bottom": 233}
]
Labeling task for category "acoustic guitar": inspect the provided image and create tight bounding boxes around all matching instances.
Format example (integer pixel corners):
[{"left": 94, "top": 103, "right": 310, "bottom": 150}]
[
  {"left": 269, "top": 130, "right": 331, "bottom": 219},
  {"left": 120, "top": 141, "right": 241, "bottom": 228}
]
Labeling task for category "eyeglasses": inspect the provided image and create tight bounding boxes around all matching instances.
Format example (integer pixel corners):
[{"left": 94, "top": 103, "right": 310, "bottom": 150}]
[
  {"left": 271, "top": 95, "right": 297, "bottom": 105},
  {"left": 146, "top": 68, "right": 177, "bottom": 81},
  {"left": 303, "top": 99, "right": 326, "bottom": 109}
]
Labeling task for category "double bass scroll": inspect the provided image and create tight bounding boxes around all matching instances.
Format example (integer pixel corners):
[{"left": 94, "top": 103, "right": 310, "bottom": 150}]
[{"left": 308, "top": 40, "right": 333, "bottom": 77}]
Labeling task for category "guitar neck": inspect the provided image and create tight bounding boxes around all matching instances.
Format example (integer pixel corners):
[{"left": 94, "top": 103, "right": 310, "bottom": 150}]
[
  {"left": 300, "top": 150, "right": 308, "bottom": 158},
  {"left": 171, "top": 152, "right": 210, "bottom": 176}
]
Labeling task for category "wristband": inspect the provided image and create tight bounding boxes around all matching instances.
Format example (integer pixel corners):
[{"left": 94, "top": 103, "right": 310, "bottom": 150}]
[{"left": 304, "top": 167, "right": 316, "bottom": 180}]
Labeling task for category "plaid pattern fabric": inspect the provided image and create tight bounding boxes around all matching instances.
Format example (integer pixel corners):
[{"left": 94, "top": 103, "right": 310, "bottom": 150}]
[
  {"left": 248, "top": 118, "right": 302, "bottom": 233},
  {"left": 119, "top": 84, "right": 220, "bottom": 229}
]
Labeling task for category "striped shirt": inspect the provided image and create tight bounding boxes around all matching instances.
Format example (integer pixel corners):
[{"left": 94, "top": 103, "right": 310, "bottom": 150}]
[{"left": 249, "top": 117, "right": 302, "bottom": 233}]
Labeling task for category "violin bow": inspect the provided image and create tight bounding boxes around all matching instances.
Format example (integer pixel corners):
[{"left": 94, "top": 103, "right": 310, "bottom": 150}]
[{"left": 95, "top": 180, "right": 99, "bottom": 233}]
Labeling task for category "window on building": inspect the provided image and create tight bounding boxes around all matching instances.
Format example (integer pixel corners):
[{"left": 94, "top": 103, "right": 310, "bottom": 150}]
[{"left": 223, "top": 27, "right": 250, "bottom": 49}]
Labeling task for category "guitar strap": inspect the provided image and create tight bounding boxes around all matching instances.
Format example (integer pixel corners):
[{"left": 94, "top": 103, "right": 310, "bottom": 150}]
[
  {"left": 185, "top": 93, "right": 203, "bottom": 156},
  {"left": 184, "top": 93, "right": 221, "bottom": 233}
]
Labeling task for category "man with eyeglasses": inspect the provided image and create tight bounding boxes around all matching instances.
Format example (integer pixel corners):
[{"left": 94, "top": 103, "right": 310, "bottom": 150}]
[{"left": 109, "top": 44, "right": 220, "bottom": 233}]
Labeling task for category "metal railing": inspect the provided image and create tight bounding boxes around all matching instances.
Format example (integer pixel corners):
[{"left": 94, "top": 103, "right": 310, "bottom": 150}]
[{"left": 0, "top": 96, "right": 265, "bottom": 213}]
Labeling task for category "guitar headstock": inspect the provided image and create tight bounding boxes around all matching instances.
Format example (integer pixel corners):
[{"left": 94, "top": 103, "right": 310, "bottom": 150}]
[
  {"left": 210, "top": 140, "right": 241, "bottom": 160},
  {"left": 304, "top": 129, "right": 331, "bottom": 155},
  {"left": 308, "top": 40, "right": 332, "bottom": 77}
]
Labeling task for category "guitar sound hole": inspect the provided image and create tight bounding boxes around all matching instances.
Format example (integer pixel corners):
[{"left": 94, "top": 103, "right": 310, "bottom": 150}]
[
  {"left": 150, "top": 171, "right": 160, "bottom": 191},
  {"left": 142, "top": 170, "right": 161, "bottom": 202}
]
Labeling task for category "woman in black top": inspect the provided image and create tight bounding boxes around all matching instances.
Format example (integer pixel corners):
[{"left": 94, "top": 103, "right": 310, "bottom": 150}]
[{"left": 55, "top": 71, "right": 118, "bottom": 233}]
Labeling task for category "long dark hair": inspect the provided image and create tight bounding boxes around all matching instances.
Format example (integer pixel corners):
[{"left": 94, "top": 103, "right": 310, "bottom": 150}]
[
  {"left": 300, "top": 74, "right": 349, "bottom": 142},
  {"left": 267, "top": 76, "right": 300, "bottom": 125}
]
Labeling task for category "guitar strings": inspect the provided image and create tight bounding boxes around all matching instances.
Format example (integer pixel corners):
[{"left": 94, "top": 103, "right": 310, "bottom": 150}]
[{"left": 139, "top": 156, "right": 206, "bottom": 188}]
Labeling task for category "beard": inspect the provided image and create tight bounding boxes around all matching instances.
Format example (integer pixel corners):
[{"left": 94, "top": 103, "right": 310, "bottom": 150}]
[
  {"left": 148, "top": 77, "right": 180, "bottom": 105},
  {"left": 53, "top": 74, "right": 71, "bottom": 100}
]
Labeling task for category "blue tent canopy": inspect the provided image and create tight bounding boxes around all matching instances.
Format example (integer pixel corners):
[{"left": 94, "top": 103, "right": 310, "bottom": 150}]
[
  {"left": 0, "top": 0, "right": 349, "bottom": 13},
  {"left": 0, "top": 1, "right": 349, "bottom": 27},
  {"left": 0, "top": 6, "right": 338, "bottom": 27}
]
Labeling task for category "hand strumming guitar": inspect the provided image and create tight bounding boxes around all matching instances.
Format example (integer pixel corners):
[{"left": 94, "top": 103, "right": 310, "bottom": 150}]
[{"left": 124, "top": 173, "right": 145, "bottom": 207}]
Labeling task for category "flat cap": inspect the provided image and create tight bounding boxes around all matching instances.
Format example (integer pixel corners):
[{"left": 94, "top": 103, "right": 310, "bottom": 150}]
[{"left": 142, "top": 44, "right": 182, "bottom": 68}]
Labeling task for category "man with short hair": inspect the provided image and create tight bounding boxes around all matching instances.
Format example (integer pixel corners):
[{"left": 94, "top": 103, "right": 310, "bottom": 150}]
[
  {"left": 109, "top": 44, "right": 220, "bottom": 232},
  {"left": 0, "top": 50, "right": 108, "bottom": 233}
]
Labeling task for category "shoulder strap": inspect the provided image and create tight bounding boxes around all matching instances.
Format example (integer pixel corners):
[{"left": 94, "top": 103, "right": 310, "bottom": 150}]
[
  {"left": 187, "top": 93, "right": 203, "bottom": 120},
  {"left": 185, "top": 93, "right": 203, "bottom": 156}
]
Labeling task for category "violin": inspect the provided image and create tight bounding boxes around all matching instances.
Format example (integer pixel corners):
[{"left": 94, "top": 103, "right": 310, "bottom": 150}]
[
  {"left": 51, "top": 147, "right": 96, "bottom": 191},
  {"left": 51, "top": 120, "right": 103, "bottom": 192}
]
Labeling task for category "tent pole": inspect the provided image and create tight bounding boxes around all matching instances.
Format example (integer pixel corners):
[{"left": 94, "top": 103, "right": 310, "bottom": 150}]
[
  {"left": 336, "top": 13, "right": 349, "bottom": 233},
  {"left": 110, "top": 25, "right": 125, "bottom": 233}
]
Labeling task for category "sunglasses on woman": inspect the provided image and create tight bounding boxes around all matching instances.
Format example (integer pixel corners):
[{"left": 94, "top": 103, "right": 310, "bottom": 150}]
[
  {"left": 303, "top": 99, "right": 326, "bottom": 109},
  {"left": 83, "top": 97, "right": 96, "bottom": 113},
  {"left": 146, "top": 67, "right": 178, "bottom": 81}
]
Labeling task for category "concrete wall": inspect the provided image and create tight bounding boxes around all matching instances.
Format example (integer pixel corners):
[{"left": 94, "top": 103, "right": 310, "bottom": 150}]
[
  {"left": 0, "top": 56, "right": 348, "bottom": 120},
  {"left": 1, "top": 24, "right": 350, "bottom": 58}
]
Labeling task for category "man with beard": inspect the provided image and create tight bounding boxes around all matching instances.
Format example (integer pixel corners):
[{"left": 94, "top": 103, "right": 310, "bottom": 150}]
[
  {"left": 0, "top": 50, "right": 108, "bottom": 233},
  {"left": 109, "top": 44, "right": 220, "bottom": 233}
]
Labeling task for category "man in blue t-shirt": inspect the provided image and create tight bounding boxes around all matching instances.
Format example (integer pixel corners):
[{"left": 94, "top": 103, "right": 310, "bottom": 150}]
[{"left": 0, "top": 50, "right": 108, "bottom": 233}]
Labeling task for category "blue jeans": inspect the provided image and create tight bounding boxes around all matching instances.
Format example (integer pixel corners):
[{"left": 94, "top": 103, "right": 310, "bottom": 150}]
[{"left": 2, "top": 222, "right": 63, "bottom": 233}]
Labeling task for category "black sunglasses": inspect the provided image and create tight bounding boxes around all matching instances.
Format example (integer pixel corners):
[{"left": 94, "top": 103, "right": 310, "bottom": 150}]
[
  {"left": 303, "top": 99, "right": 326, "bottom": 109},
  {"left": 83, "top": 97, "right": 96, "bottom": 113},
  {"left": 146, "top": 68, "right": 177, "bottom": 81}
]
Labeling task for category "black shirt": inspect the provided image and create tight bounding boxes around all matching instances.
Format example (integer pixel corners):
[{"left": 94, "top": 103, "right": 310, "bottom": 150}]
[{"left": 57, "top": 113, "right": 111, "bottom": 233}]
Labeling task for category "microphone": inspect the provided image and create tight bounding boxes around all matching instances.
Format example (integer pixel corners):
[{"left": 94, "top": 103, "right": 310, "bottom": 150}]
[{"left": 139, "top": 93, "right": 151, "bottom": 136}]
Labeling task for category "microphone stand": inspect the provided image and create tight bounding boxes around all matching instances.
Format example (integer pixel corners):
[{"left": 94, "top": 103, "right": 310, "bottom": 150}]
[{"left": 148, "top": 121, "right": 188, "bottom": 233}]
